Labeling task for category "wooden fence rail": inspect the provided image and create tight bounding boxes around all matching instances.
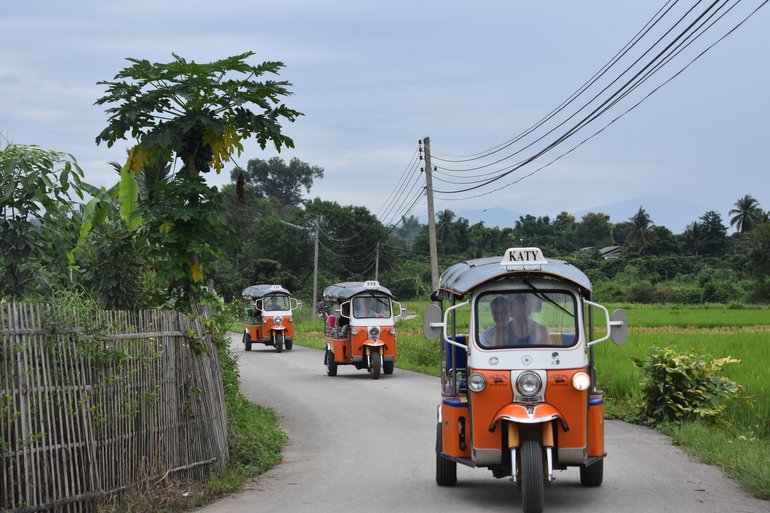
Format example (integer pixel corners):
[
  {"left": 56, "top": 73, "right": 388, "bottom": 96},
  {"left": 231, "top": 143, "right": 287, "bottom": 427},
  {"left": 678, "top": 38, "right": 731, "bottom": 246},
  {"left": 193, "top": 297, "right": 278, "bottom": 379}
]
[{"left": 0, "top": 303, "right": 229, "bottom": 513}]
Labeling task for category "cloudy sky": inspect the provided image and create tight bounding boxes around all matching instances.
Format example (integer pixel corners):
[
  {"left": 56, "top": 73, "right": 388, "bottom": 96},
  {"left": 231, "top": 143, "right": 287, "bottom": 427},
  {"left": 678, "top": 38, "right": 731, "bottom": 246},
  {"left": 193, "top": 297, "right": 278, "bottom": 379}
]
[{"left": 1, "top": 1, "right": 767, "bottom": 233}]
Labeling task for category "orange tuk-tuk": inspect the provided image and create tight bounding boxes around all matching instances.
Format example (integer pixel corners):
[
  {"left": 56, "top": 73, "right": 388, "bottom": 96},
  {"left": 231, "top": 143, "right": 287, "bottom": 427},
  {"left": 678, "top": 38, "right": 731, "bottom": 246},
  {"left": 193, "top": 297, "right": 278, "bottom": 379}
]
[
  {"left": 322, "top": 281, "right": 403, "bottom": 379},
  {"left": 242, "top": 284, "right": 300, "bottom": 353},
  {"left": 425, "top": 247, "right": 627, "bottom": 513}
]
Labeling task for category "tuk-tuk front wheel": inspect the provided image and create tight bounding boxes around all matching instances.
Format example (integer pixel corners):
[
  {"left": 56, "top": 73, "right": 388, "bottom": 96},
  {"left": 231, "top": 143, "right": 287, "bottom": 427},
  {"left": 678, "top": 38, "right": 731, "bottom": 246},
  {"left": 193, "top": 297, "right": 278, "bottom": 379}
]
[
  {"left": 579, "top": 459, "right": 603, "bottom": 487},
  {"left": 243, "top": 332, "right": 252, "bottom": 352},
  {"left": 520, "top": 440, "right": 545, "bottom": 513},
  {"left": 436, "top": 423, "right": 457, "bottom": 486},
  {"left": 326, "top": 350, "right": 337, "bottom": 376},
  {"left": 273, "top": 331, "right": 284, "bottom": 353},
  {"left": 369, "top": 348, "right": 381, "bottom": 380}
]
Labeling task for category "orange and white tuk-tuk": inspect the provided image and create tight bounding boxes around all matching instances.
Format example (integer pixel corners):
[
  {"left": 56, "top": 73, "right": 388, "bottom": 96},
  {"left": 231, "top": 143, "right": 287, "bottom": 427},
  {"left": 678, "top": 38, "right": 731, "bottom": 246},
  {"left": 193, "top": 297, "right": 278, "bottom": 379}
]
[
  {"left": 425, "top": 248, "right": 627, "bottom": 513},
  {"left": 322, "top": 281, "right": 402, "bottom": 379},
  {"left": 242, "top": 284, "right": 300, "bottom": 353}
]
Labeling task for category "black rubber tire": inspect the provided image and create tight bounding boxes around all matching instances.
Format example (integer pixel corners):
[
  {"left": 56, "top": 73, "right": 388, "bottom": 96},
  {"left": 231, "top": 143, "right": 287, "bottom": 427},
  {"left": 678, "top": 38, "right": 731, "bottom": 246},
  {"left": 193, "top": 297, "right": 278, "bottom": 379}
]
[
  {"left": 326, "top": 350, "right": 337, "bottom": 376},
  {"left": 274, "top": 331, "right": 284, "bottom": 353},
  {"left": 285, "top": 338, "right": 293, "bottom": 350},
  {"left": 435, "top": 423, "right": 457, "bottom": 486},
  {"left": 520, "top": 440, "right": 544, "bottom": 513},
  {"left": 370, "top": 349, "right": 381, "bottom": 380},
  {"left": 580, "top": 459, "right": 603, "bottom": 487},
  {"left": 383, "top": 360, "right": 394, "bottom": 375},
  {"left": 243, "top": 332, "right": 252, "bottom": 352}
]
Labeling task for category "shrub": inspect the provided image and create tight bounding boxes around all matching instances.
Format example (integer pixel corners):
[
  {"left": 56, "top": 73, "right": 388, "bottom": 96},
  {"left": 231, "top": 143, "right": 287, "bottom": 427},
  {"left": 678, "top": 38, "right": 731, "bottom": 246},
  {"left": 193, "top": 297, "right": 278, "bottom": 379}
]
[{"left": 634, "top": 346, "right": 742, "bottom": 424}]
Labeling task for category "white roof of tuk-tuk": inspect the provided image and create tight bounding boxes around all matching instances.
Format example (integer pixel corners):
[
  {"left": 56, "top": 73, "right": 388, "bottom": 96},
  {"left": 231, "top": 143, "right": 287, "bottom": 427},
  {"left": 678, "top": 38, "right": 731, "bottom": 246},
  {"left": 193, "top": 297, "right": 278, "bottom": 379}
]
[
  {"left": 434, "top": 255, "right": 592, "bottom": 300},
  {"left": 241, "top": 284, "right": 291, "bottom": 300},
  {"left": 322, "top": 281, "right": 394, "bottom": 301}
]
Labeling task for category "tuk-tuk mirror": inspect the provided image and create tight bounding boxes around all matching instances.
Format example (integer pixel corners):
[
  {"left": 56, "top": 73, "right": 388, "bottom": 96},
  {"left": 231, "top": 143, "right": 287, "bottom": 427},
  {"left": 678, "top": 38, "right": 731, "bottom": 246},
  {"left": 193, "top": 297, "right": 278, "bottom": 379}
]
[
  {"left": 610, "top": 309, "right": 629, "bottom": 345},
  {"left": 423, "top": 303, "right": 443, "bottom": 340}
]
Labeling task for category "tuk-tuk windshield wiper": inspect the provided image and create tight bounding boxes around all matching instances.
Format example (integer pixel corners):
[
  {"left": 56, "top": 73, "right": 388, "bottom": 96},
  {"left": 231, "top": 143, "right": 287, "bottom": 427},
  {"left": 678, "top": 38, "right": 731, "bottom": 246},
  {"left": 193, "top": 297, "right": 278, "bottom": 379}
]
[{"left": 523, "top": 279, "right": 574, "bottom": 318}]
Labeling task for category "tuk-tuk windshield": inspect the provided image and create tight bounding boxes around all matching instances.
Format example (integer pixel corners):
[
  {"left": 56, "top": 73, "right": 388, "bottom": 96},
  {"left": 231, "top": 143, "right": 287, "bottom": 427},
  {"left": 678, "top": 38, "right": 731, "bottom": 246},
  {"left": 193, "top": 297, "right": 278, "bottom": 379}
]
[
  {"left": 476, "top": 291, "right": 577, "bottom": 348},
  {"left": 352, "top": 296, "right": 392, "bottom": 319},
  {"left": 262, "top": 294, "right": 291, "bottom": 312}
]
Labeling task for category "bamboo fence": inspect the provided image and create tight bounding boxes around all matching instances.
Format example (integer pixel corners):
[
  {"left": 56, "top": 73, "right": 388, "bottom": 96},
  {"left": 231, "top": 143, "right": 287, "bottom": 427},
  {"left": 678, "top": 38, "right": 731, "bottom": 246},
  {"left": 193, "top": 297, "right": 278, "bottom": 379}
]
[{"left": 0, "top": 302, "right": 229, "bottom": 513}]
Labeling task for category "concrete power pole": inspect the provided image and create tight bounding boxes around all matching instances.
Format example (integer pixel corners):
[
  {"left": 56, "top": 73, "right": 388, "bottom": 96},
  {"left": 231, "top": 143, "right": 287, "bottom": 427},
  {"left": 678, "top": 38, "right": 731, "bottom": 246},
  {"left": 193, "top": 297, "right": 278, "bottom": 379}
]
[
  {"left": 312, "top": 218, "right": 319, "bottom": 320},
  {"left": 423, "top": 137, "right": 440, "bottom": 292}
]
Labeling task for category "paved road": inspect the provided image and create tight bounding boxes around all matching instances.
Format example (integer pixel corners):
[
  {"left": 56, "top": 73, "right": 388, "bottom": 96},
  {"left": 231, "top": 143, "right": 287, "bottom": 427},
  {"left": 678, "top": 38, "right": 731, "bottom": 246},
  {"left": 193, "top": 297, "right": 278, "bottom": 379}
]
[{"left": 195, "top": 336, "right": 769, "bottom": 513}]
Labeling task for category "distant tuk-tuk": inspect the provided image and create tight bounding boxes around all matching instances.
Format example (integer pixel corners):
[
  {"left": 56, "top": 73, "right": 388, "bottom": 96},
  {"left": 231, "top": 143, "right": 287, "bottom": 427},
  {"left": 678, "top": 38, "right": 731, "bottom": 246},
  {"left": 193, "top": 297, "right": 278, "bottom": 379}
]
[
  {"left": 425, "top": 248, "right": 628, "bottom": 513},
  {"left": 322, "top": 281, "right": 402, "bottom": 379},
  {"left": 242, "top": 284, "right": 300, "bottom": 353}
]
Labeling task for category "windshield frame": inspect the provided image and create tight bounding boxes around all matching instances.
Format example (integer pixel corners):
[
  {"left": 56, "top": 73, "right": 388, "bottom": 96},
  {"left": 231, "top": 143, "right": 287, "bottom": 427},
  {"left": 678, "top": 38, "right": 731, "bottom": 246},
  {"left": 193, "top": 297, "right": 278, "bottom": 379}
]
[
  {"left": 474, "top": 289, "right": 579, "bottom": 349},
  {"left": 351, "top": 295, "right": 393, "bottom": 320}
]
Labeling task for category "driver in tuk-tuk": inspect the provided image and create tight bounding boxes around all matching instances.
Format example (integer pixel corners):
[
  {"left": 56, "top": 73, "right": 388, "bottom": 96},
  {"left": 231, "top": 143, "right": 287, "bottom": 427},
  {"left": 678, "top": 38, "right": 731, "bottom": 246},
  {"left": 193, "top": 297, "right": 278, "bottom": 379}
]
[
  {"left": 264, "top": 296, "right": 280, "bottom": 312},
  {"left": 480, "top": 293, "right": 549, "bottom": 347},
  {"left": 507, "top": 293, "right": 550, "bottom": 345},
  {"left": 353, "top": 298, "right": 371, "bottom": 318}
]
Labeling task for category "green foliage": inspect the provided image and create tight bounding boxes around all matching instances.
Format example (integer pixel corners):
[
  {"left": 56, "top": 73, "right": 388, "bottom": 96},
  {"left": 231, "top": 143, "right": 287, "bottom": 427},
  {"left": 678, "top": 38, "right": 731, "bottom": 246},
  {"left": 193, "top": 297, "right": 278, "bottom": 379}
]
[
  {"left": 0, "top": 143, "right": 85, "bottom": 298},
  {"left": 94, "top": 52, "right": 302, "bottom": 300},
  {"left": 634, "top": 346, "right": 742, "bottom": 423},
  {"left": 95, "top": 52, "right": 302, "bottom": 175},
  {"left": 82, "top": 223, "right": 149, "bottom": 310},
  {"left": 234, "top": 156, "right": 324, "bottom": 206}
]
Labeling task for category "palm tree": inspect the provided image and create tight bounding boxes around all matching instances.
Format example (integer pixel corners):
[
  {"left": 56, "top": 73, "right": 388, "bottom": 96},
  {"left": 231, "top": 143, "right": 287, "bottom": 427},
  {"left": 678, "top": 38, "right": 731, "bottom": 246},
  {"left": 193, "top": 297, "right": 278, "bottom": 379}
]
[
  {"left": 626, "top": 206, "right": 655, "bottom": 255},
  {"left": 681, "top": 221, "right": 702, "bottom": 256},
  {"left": 729, "top": 194, "right": 763, "bottom": 233},
  {"left": 436, "top": 209, "right": 455, "bottom": 255}
]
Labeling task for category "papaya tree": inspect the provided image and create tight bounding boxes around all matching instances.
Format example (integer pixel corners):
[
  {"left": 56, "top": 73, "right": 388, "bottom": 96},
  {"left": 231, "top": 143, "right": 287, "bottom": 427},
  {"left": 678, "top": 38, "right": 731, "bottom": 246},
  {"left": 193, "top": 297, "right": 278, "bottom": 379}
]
[{"left": 93, "top": 52, "right": 302, "bottom": 300}]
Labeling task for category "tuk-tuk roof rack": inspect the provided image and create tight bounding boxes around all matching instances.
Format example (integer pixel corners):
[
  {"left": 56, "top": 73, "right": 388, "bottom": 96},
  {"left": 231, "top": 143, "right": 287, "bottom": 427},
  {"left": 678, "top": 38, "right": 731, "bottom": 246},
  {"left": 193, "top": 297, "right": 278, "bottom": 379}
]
[
  {"left": 322, "top": 281, "right": 394, "bottom": 301},
  {"left": 431, "top": 255, "right": 592, "bottom": 301},
  {"left": 242, "top": 284, "right": 291, "bottom": 300}
]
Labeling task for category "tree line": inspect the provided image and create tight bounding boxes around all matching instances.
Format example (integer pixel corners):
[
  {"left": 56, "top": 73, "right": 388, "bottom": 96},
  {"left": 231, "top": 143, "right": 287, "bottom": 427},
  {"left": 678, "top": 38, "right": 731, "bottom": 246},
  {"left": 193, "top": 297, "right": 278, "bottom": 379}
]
[{"left": 2, "top": 52, "right": 768, "bottom": 309}]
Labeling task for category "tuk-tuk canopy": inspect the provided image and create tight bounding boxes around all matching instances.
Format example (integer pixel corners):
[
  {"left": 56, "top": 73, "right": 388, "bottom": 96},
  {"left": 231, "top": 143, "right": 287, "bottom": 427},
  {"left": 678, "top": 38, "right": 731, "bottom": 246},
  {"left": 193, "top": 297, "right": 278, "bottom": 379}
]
[
  {"left": 322, "top": 281, "right": 394, "bottom": 302},
  {"left": 242, "top": 284, "right": 291, "bottom": 300},
  {"left": 433, "top": 247, "right": 592, "bottom": 300}
]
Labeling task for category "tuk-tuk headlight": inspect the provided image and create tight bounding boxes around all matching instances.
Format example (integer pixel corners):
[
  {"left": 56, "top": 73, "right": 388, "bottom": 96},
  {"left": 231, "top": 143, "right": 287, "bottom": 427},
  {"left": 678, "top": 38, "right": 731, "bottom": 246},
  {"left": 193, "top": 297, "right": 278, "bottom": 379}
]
[
  {"left": 572, "top": 371, "right": 591, "bottom": 391},
  {"left": 516, "top": 371, "right": 542, "bottom": 397},
  {"left": 468, "top": 373, "right": 487, "bottom": 393},
  {"left": 274, "top": 316, "right": 282, "bottom": 325},
  {"left": 389, "top": 328, "right": 396, "bottom": 335},
  {"left": 351, "top": 328, "right": 359, "bottom": 335},
  {"left": 369, "top": 326, "right": 380, "bottom": 339}
]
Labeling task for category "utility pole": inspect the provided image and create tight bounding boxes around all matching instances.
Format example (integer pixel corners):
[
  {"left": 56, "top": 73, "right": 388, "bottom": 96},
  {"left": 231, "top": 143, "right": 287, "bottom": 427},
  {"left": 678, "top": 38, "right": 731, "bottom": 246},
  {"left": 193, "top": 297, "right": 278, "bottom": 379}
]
[
  {"left": 374, "top": 241, "right": 380, "bottom": 281},
  {"left": 312, "top": 218, "right": 319, "bottom": 320},
  {"left": 423, "top": 137, "right": 439, "bottom": 292}
]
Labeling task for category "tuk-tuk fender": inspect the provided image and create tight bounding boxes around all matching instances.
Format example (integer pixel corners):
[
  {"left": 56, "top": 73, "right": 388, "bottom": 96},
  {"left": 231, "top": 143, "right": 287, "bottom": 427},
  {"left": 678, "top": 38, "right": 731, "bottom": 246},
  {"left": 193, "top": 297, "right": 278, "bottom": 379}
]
[
  {"left": 360, "top": 339, "right": 386, "bottom": 349},
  {"left": 489, "top": 403, "right": 566, "bottom": 432},
  {"left": 270, "top": 325, "right": 287, "bottom": 332}
]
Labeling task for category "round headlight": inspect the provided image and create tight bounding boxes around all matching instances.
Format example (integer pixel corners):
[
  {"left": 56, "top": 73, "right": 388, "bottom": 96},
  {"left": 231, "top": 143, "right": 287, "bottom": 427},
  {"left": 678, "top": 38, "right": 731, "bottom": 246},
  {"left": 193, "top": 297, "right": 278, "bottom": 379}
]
[
  {"left": 274, "top": 316, "right": 282, "bottom": 325},
  {"left": 389, "top": 328, "right": 396, "bottom": 335},
  {"left": 468, "top": 373, "right": 487, "bottom": 393},
  {"left": 351, "top": 328, "right": 359, "bottom": 335},
  {"left": 516, "top": 371, "right": 542, "bottom": 397},
  {"left": 572, "top": 371, "right": 591, "bottom": 391},
  {"left": 369, "top": 326, "right": 380, "bottom": 339}
]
